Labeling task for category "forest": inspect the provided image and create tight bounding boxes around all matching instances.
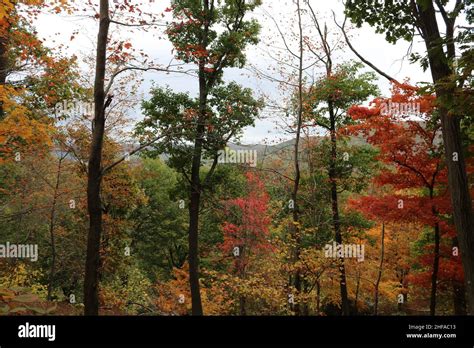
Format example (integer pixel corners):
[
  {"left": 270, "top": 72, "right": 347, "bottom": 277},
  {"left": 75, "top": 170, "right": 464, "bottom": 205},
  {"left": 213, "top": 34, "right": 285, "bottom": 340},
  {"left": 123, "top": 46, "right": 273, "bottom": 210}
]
[{"left": 0, "top": 0, "right": 473, "bottom": 318}]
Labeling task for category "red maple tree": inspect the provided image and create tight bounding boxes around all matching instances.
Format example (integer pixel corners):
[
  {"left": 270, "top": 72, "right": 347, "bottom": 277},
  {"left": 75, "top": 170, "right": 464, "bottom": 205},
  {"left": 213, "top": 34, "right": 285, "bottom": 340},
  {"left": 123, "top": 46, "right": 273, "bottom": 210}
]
[
  {"left": 345, "top": 83, "right": 465, "bottom": 314},
  {"left": 220, "top": 172, "right": 272, "bottom": 276}
]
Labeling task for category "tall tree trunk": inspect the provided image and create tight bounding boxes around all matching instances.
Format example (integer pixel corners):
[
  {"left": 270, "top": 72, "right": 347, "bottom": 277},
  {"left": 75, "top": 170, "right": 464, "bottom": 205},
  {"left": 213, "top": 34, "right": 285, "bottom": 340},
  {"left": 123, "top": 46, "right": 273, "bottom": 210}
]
[
  {"left": 452, "top": 237, "right": 467, "bottom": 315},
  {"left": 417, "top": 1, "right": 474, "bottom": 315},
  {"left": 0, "top": 5, "right": 12, "bottom": 119},
  {"left": 188, "top": 169, "right": 203, "bottom": 315},
  {"left": 0, "top": 36, "right": 7, "bottom": 86},
  {"left": 430, "top": 222, "right": 440, "bottom": 315},
  {"left": 47, "top": 156, "right": 63, "bottom": 301},
  {"left": 453, "top": 281, "right": 467, "bottom": 315},
  {"left": 290, "top": 0, "right": 304, "bottom": 316},
  {"left": 84, "top": 0, "right": 110, "bottom": 316},
  {"left": 328, "top": 100, "right": 349, "bottom": 316},
  {"left": 187, "top": 55, "right": 208, "bottom": 315},
  {"left": 374, "top": 223, "right": 385, "bottom": 315}
]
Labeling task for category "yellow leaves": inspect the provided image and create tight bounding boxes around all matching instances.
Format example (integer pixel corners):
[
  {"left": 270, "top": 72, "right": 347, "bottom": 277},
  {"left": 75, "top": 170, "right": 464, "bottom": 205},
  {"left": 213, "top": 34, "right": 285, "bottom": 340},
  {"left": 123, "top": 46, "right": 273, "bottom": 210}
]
[
  {"left": 153, "top": 264, "right": 191, "bottom": 315},
  {"left": 100, "top": 265, "right": 153, "bottom": 314},
  {"left": 0, "top": 263, "right": 48, "bottom": 298},
  {"left": 0, "top": 0, "right": 15, "bottom": 20},
  {"left": 19, "top": 0, "right": 45, "bottom": 5},
  {"left": 201, "top": 284, "right": 233, "bottom": 315},
  {"left": 153, "top": 265, "right": 235, "bottom": 315},
  {"left": 0, "top": 0, "right": 15, "bottom": 35},
  {"left": 0, "top": 85, "right": 53, "bottom": 164}
]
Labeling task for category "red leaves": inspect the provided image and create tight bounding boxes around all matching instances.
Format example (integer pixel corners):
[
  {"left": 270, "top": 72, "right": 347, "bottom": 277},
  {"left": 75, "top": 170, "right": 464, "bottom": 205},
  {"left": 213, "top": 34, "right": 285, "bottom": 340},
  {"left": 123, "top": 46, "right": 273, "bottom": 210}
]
[
  {"left": 220, "top": 173, "right": 272, "bottom": 273},
  {"left": 184, "top": 44, "right": 208, "bottom": 58},
  {"left": 347, "top": 83, "right": 445, "bottom": 192},
  {"left": 347, "top": 83, "right": 454, "bottom": 231}
]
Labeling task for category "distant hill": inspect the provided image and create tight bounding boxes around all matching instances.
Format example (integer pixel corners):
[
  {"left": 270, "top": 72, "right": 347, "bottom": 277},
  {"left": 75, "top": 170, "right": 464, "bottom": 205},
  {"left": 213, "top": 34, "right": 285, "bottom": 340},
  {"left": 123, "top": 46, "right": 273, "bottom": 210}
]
[{"left": 119, "top": 133, "right": 371, "bottom": 168}]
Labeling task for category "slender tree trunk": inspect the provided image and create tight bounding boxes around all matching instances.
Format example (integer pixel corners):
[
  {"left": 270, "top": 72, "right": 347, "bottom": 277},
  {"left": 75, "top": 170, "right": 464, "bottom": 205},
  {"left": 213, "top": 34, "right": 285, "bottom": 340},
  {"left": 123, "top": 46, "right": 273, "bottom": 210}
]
[
  {"left": 290, "top": 0, "right": 304, "bottom": 316},
  {"left": 316, "top": 280, "right": 321, "bottom": 315},
  {"left": 0, "top": 6, "right": 12, "bottom": 119},
  {"left": 239, "top": 296, "right": 246, "bottom": 316},
  {"left": 188, "top": 173, "right": 203, "bottom": 315},
  {"left": 374, "top": 223, "right": 385, "bottom": 315},
  {"left": 237, "top": 246, "right": 247, "bottom": 315},
  {"left": 84, "top": 0, "right": 110, "bottom": 316},
  {"left": 187, "top": 55, "right": 208, "bottom": 315},
  {"left": 328, "top": 100, "right": 349, "bottom": 316},
  {"left": 354, "top": 269, "right": 360, "bottom": 315},
  {"left": 47, "top": 156, "right": 63, "bottom": 301},
  {"left": 417, "top": 2, "right": 474, "bottom": 314},
  {"left": 0, "top": 34, "right": 7, "bottom": 87},
  {"left": 430, "top": 222, "right": 440, "bottom": 315},
  {"left": 302, "top": 285, "right": 309, "bottom": 316},
  {"left": 0, "top": 36, "right": 7, "bottom": 85}
]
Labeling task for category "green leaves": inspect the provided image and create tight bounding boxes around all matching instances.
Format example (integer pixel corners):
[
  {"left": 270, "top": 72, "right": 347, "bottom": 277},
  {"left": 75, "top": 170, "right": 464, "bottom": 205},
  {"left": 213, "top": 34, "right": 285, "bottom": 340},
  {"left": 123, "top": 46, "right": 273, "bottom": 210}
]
[
  {"left": 136, "top": 82, "right": 263, "bottom": 173},
  {"left": 345, "top": 0, "right": 416, "bottom": 44},
  {"left": 305, "top": 61, "right": 379, "bottom": 129},
  {"left": 167, "top": 0, "right": 261, "bottom": 79}
]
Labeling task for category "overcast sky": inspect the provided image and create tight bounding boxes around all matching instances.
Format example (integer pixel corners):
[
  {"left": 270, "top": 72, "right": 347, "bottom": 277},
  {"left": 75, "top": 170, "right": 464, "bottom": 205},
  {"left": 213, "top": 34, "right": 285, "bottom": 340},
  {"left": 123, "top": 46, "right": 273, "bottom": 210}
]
[{"left": 32, "top": 0, "right": 435, "bottom": 145}]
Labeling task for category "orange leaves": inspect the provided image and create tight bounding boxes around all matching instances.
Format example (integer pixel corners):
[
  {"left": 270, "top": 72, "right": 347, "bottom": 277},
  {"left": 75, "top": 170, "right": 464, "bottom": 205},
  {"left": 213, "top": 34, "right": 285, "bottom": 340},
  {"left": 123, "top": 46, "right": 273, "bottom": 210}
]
[
  {"left": 153, "top": 265, "right": 234, "bottom": 315},
  {"left": 183, "top": 44, "right": 208, "bottom": 59},
  {"left": 0, "top": 0, "right": 15, "bottom": 36},
  {"left": 107, "top": 41, "right": 135, "bottom": 64},
  {"left": 0, "top": 85, "right": 53, "bottom": 164},
  {"left": 154, "top": 265, "right": 191, "bottom": 315},
  {"left": 346, "top": 83, "right": 444, "bottom": 193},
  {"left": 0, "top": 0, "right": 15, "bottom": 21}
]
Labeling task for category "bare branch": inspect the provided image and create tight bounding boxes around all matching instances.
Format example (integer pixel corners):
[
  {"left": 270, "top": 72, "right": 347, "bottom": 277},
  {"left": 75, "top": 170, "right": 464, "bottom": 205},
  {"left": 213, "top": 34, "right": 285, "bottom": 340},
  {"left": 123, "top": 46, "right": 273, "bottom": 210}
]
[
  {"left": 101, "top": 133, "right": 168, "bottom": 176},
  {"left": 333, "top": 13, "right": 400, "bottom": 84}
]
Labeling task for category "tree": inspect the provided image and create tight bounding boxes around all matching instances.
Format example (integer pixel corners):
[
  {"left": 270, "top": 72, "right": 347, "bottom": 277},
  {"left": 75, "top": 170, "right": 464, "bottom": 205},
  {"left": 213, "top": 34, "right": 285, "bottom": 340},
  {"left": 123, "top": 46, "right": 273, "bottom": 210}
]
[
  {"left": 345, "top": 0, "right": 474, "bottom": 314},
  {"left": 137, "top": 80, "right": 262, "bottom": 315},
  {"left": 220, "top": 172, "right": 272, "bottom": 315},
  {"left": 304, "top": 61, "right": 379, "bottom": 314},
  {"left": 347, "top": 83, "right": 463, "bottom": 315},
  {"left": 83, "top": 0, "right": 172, "bottom": 315},
  {"left": 251, "top": 0, "right": 313, "bottom": 315},
  {"left": 83, "top": 0, "right": 111, "bottom": 316},
  {"left": 130, "top": 158, "right": 188, "bottom": 281},
  {"left": 151, "top": 0, "right": 262, "bottom": 315}
]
